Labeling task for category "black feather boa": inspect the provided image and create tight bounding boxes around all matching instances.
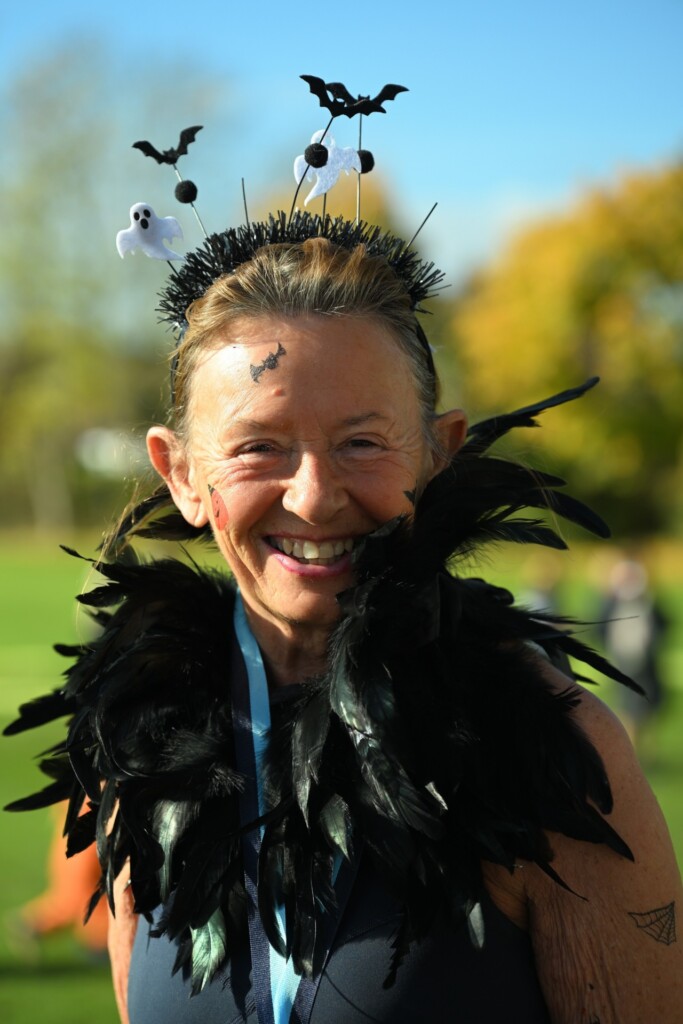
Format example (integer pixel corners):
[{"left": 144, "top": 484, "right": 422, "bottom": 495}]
[{"left": 5, "top": 379, "right": 639, "bottom": 993}]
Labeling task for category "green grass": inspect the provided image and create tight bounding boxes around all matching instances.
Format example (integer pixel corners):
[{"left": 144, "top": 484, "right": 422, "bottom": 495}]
[
  {"left": 0, "top": 535, "right": 119, "bottom": 1023},
  {"left": 0, "top": 534, "right": 681, "bottom": 1022}
]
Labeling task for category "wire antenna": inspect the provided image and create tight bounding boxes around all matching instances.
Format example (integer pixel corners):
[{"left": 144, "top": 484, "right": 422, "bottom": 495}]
[
  {"left": 356, "top": 114, "right": 363, "bottom": 225},
  {"left": 407, "top": 202, "right": 438, "bottom": 249},
  {"left": 241, "top": 178, "right": 250, "bottom": 225}
]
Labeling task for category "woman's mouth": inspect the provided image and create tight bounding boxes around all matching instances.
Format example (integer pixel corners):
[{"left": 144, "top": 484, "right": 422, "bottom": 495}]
[{"left": 268, "top": 536, "right": 355, "bottom": 566}]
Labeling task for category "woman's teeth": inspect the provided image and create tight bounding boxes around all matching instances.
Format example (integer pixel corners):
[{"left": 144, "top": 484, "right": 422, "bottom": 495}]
[{"left": 271, "top": 537, "right": 354, "bottom": 564}]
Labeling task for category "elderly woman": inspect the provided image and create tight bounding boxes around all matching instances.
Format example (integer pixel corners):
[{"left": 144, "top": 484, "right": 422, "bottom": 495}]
[{"left": 6, "top": 208, "right": 682, "bottom": 1024}]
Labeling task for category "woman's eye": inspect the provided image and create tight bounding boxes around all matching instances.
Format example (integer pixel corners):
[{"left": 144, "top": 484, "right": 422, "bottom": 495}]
[
  {"left": 243, "top": 443, "right": 275, "bottom": 453},
  {"left": 341, "top": 437, "right": 382, "bottom": 455},
  {"left": 348, "top": 437, "right": 381, "bottom": 448}
]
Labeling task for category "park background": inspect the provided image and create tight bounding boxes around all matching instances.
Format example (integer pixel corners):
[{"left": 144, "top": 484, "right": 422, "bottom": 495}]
[{"left": 1, "top": 1, "right": 682, "bottom": 1020}]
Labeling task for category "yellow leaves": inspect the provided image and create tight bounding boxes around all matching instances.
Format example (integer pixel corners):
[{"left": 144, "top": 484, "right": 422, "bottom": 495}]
[{"left": 447, "top": 161, "right": 683, "bottom": 535}]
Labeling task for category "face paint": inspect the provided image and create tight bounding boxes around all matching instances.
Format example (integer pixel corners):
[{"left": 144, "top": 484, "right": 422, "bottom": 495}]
[
  {"left": 208, "top": 485, "right": 229, "bottom": 531},
  {"left": 250, "top": 342, "right": 287, "bottom": 384}
]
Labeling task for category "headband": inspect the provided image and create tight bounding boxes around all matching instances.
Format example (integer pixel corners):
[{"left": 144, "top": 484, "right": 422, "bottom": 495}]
[{"left": 116, "top": 75, "right": 443, "bottom": 384}]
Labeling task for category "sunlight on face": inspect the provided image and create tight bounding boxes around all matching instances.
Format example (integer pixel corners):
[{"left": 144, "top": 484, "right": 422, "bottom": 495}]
[{"left": 184, "top": 315, "right": 438, "bottom": 632}]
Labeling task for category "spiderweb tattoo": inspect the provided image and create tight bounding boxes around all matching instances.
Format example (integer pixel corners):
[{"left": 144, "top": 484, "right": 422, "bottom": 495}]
[
  {"left": 250, "top": 342, "right": 287, "bottom": 383},
  {"left": 628, "top": 901, "right": 677, "bottom": 945}
]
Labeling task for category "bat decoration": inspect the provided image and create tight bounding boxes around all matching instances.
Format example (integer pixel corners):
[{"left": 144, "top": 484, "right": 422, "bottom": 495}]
[
  {"left": 300, "top": 76, "right": 407, "bottom": 118},
  {"left": 133, "top": 126, "right": 203, "bottom": 166},
  {"left": 293, "top": 132, "right": 361, "bottom": 205},
  {"left": 116, "top": 203, "right": 183, "bottom": 261}
]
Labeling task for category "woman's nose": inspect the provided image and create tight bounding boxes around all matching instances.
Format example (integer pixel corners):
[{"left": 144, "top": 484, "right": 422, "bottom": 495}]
[{"left": 281, "top": 451, "right": 349, "bottom": 524}]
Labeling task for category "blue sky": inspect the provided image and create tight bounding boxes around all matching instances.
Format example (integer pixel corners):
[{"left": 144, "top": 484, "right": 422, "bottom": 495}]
[{"left": 3, "top": 0, "right": 682, "bottom": 278}]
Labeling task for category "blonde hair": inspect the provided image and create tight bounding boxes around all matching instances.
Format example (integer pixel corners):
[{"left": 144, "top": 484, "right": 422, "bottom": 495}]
[{"left": 172, "top": 237, "right": 439, "bottom": 437}]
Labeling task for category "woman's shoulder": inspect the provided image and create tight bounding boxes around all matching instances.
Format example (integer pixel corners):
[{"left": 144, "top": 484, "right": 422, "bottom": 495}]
[
  {"left": 540, "top": 661, "right": 666, "bottom": 839},
  {"left": 521, "top": 660, "right": 683, "bottom": 1023}
]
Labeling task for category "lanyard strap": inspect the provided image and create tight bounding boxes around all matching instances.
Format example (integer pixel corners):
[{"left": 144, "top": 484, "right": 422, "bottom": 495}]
[
  {"left": 233, "top": 593, "right": 297, "bottom": 1024},
  {"left": 231, "top": 594, "right": 357, "bottom": 1024}
]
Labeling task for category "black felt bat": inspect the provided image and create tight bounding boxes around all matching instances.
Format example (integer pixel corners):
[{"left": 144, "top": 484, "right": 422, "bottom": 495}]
[
  {"left": 133, "top": 125, "right": 203, "bottom": 165},
  {"left": 300, "top": 76, "right": 408, "bottom": 118}
]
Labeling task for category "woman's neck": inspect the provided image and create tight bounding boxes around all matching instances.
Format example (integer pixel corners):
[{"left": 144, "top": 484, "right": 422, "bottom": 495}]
[{"left": 241, "top": 602, "right": 331, "bottom": 687}]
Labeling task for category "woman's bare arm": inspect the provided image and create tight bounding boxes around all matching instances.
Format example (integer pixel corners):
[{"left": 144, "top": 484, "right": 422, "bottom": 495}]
[
  {"left": 108, "top": 865, "right": 137, "bottom": 1024},
  {"left": 525, "top": 668, "right": 682, "bottom": 1023}
]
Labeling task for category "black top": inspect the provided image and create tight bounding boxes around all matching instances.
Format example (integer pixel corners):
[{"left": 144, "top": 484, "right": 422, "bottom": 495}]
[{"left": 128, "top": 854, "right": 550, "bottom": 1024}]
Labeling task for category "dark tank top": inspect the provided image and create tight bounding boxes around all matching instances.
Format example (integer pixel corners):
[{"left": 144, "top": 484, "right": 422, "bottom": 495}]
[{"left": 127, "top": 854, "right": 550, "bottom": 1024}]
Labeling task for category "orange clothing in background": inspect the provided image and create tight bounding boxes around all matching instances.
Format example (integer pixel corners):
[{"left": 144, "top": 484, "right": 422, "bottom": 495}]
[{"left": 20, "top": 803, "right": 108, "bottom": 951}]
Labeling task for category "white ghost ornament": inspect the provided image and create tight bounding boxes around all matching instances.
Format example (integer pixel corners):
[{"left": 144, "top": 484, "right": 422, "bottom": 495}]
[
  {"left": 116, "top": 203, "right": 184, "bottom": 260},
  {"left": 293, "top": 131, "right": 361, "bottom": 206}
]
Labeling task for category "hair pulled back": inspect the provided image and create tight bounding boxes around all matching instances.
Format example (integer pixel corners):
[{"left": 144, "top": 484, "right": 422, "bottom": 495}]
[{"left": 172, "top": 237, "right": 439, "bottom": 435}]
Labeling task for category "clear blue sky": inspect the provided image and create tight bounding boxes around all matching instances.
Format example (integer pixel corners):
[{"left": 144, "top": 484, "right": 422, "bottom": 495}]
[{"left": 3, "top": 0, "right": 682, "bottom": 277}]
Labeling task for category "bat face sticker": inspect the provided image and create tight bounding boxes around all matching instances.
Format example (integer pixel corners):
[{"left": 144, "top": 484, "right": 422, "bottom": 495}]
[
  {"left": 250, "top": 342, "right": 287, "bottom": 383},
  {"left": 293, "top": 132, "right": 361, "bottom": 205},
  {"left": 116, "top": 203, "right": 184, "bottom": 260},
  {"left": 208, "top": 485, "right": 229, "bottom": 531}
]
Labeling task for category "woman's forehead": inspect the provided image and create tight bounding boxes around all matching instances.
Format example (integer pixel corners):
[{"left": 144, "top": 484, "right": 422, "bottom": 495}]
[
  {"left": 193, "top": 315, "right": 414, "bottom": 387},
  {"left": 187, "top": 316, "right": 422, "bottom": 426}
]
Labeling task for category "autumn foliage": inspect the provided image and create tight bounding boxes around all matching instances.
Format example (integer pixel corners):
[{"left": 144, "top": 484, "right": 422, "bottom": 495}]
[{"left": 449, "top": 162, "right": 683, "bottom": 536}]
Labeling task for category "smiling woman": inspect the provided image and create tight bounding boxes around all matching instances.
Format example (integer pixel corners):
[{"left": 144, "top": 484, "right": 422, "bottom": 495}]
[
  {"left": 5, "top": 99, "right": 682, "bottom": 1024},
  {"left": 147, "top": 307, "right": 464, "bottom": 676}
]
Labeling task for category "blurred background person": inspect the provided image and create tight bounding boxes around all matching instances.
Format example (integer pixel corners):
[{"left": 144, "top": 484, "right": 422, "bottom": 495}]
[{"left": 598, "top": 556, "right": 670, "bottom": 755}]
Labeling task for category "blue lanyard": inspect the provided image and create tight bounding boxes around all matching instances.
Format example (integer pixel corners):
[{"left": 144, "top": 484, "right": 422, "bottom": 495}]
[
  {"left": 233, "top": 593, "right": 300, "bottom": 1024},
  {"left": 231, "top": 594, "right": 356, "bottom": 1024}
]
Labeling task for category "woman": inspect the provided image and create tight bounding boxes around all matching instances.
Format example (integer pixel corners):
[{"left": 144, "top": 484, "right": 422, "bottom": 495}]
[{"left": 6, "top": 189, "right": 682, "bottom": 1024}]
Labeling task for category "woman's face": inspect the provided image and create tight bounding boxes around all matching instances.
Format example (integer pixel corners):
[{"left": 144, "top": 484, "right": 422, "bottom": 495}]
[{"left": 151, "top": 315, "right": 464, "bottom": 634}]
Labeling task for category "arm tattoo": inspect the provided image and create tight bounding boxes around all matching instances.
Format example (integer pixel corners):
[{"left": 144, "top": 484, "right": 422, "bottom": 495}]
[
  {"left": 628, "top": 901, "right": 676, "bottom": 945},
  {"left": 250, "top": 342, "right": 286, "bottom": 383}
]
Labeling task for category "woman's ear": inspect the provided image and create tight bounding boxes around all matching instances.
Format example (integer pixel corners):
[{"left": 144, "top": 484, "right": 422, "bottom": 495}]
[
  {"left": 430, "top": 408, "right": 468, "bottom": 475},
  {"left": 146, "top": 426, "right": 209, "bottom": 528}
]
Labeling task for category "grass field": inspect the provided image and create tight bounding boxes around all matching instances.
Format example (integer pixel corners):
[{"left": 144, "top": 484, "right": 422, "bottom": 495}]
[{"left": 0, "top": 534, "right": 681, "bottom": 1023}]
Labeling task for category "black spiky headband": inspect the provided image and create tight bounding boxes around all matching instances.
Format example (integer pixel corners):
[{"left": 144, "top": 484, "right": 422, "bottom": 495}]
[{"left": 158, "top": 210, "right": 445, "bottom": 333}]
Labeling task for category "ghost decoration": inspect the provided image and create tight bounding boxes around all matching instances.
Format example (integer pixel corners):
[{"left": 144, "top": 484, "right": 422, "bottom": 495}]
[
  {"left": 293, "top": 131, "right": 361, "bottom": 206},
  {"left": 116, "top": 203, "right": 184, "bottom": 260}
]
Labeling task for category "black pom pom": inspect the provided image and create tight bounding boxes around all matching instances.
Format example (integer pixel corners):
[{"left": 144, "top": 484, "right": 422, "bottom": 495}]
[
  {"left": 304, "top": 143, "right": 328, "bottom": 168},
  {"left": 358, "top": 149, "right": 375, "bottom": 174},
  {"left": 175, "top": 180, "right": 198, "bottom": 203}
]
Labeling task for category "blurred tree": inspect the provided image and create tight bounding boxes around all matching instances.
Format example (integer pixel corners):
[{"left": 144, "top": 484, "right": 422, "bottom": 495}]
[
  {"left": 449, "top": 162, "right": 683, "bottom": 536},
  {"left": 0, "top": 43, "right": 224, "bottom": 531}
]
